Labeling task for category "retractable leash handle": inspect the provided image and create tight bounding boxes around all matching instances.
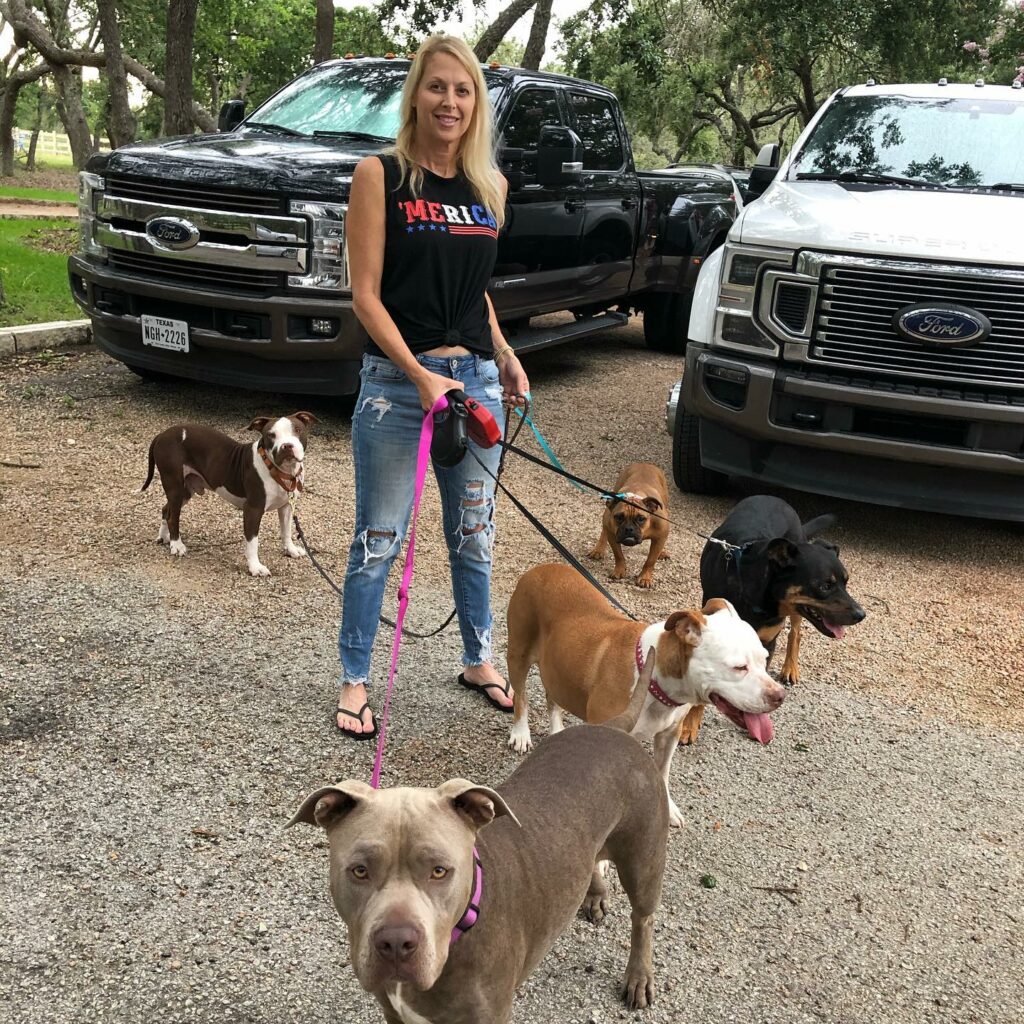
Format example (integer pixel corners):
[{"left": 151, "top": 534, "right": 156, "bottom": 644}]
[{"left": 430, "top": 388, "right": 501, "bottom": 467}]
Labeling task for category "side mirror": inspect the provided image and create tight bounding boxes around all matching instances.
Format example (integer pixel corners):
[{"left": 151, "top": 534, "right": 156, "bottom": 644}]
[
  {"left": 218, "top": 99, "right": 246, "bottom": 133},
  {"left": 746, "top": 142, "right": 781, "bottom": 198},
  {"left": 535, "top": 125, "right": 583, "bottom": 187}
]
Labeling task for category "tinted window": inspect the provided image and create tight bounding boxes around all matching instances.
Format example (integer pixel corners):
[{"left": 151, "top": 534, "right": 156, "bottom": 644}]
[
  {"left": 569, "top": 93, "right": 624, "bottom": 171},
  {"left": 501, "top": 89, "right": 562, "bottom": 151}
]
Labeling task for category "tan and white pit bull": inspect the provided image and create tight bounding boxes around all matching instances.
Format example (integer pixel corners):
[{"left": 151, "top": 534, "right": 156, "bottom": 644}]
[
  {"left": 288, "top": 654, "right": 669, "bottom": 1024},
  {"left": 506, "top": 563, "right": 786, "bottom": 827},
  {"left": 142, "top": 412, "right": 317, "bottom": 577}
]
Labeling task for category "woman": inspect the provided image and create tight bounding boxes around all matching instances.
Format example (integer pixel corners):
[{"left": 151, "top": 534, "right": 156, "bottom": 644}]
[{"left": 335, "top": 34, "right": 530, "bottom": 739}]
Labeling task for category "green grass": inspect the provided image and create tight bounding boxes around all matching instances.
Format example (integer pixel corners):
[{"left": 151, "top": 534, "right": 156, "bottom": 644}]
[
  {"left": 0, "top": 218, "right": 81, "bottom": 327},
  {"left": 0, "top": 185, "right": 77, "bottom": 203}
]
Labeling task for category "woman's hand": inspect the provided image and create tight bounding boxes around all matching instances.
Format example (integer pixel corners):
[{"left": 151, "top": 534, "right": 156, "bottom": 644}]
[
  {"left": 498, "top": 353, "right": 530, "bottom": 408},
  {"left": 413, "top": 368, "right": 462, "bottom": 413}
]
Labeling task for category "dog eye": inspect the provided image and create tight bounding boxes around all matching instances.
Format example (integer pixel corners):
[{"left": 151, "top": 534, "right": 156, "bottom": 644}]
[
  {"left": 820, "top": 581, "right": 835, "bottom": 593},
  {"left": 733, "top": 664, "right": 747, "bottom": 673},
  {"left": 430, "top": 866, "right": 448, "bottom": 880},
  {"left": 351, "top": 865, "right": 369, "bottom": 880}
]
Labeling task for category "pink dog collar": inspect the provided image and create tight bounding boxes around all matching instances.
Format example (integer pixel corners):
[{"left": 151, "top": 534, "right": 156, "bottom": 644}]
[
  {"left": 450, "top": 847, "right": 483, "bottom": 944},
  {"left": 635, "top": 637, "right": 682, "bottom": 708}
]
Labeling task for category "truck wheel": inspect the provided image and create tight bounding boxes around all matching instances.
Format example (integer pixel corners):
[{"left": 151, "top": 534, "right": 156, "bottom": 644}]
[
  {"left": 643, "top": 293, "right": 692, "bottom": 354},
  {"left": 673, "top": 407, "right": 727, "bottom": 494}
]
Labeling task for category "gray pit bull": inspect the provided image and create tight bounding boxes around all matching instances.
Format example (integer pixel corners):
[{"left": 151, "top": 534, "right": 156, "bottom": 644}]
[{"left": 288, "top": 651, "right": 669, "bottom": 1023}]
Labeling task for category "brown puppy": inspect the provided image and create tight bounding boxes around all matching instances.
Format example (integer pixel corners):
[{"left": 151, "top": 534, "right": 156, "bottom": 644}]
[
  {"left": 507, "top": 564, "right": 786, "bottom": 827},
  {"left": 142, "top": 412, "right": 317, "bottom": 577},
  {"left": 588, "top": 462, "right": 670, "bottom": 588}
]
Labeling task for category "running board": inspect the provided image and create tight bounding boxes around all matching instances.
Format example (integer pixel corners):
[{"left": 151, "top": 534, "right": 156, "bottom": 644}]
[{"left": 507, "top": 311, "right": 629, "bottom": 354}]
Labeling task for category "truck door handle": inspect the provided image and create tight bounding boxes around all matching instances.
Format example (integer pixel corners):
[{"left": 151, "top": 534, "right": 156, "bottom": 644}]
[
  {"left": 564, "top": 199, "right": 584, "bottom": 213},
  {"left": 621, "top": 197, "right": 638, "bottom": 210}
]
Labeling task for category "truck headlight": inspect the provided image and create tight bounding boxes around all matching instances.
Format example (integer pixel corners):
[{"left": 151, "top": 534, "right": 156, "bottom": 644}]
[
  {"left": 712, "top": 243, "right": 793, "bottom": 355},
  {"left": 288, "top": 200, "right": 348, "bottom": 291},
  {"left": 78, "top": 172, "right": 106, "bottom": 257}
]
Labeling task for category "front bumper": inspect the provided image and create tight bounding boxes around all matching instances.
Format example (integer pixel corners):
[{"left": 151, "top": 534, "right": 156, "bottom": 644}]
[
  {"left": 68, "top": 255, "right": 365, "bottom": 395},
  {"left": 678, "top": 344, "right": 1024, "bottom": 521}
]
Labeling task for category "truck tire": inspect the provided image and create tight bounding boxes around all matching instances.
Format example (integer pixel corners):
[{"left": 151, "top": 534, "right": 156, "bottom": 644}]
[
  {"left": 643, "top": 292, "right": 692, "bottom": 354},
  {"left": 672, "top": 407, "right": 727, "bottom": 494}
]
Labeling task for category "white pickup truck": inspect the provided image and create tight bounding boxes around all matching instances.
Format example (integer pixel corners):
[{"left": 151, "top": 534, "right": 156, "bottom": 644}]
[{"left": 666, "top": 81, "right": 1024, "bottom": 522}]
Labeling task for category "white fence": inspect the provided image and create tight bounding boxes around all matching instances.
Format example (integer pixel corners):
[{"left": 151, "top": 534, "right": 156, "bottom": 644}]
[{"left": 12, "top": 127, "right": 73, "bottom": 158}]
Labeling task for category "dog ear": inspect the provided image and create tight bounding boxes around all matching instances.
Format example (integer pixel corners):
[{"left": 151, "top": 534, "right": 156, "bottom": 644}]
[
  {"left": 248, "top": 416, "right": 272, "bottom": 433},
  {"left": 438, "top": 779, "right": 522, "bottom": 832},
  {"left": 766, "top": 539, "right": 799, "bottom": 566},
  {"left": 664, "top": 609, "right": 705, "bottom": 645},
  {"left": 702, "top": 597, "right": 737, "bottom": 618},
  {"left": 642, "top": 496, "right": 663, "bottom": 513},
  {"left": 292, "top": 411, "right": 319, "bottom": 427},
  {"left": 812, "top": 537, "right": 840, "bottom": 555},
  {"left": 286, "top": 780, "right": 374, "bottom": 830}
]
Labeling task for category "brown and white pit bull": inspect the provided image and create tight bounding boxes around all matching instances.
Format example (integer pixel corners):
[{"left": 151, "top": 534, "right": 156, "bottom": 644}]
[
  {"left": 141, "top": 412, "right": 317, "bottom": 577},
  {"left": 507, "top": 564, "right": 786, "bottom": 827},
  {"left": 588, "top": 461, "right": 670, "bottom": 588},
  {"left": 288, "top": 654, "right": 669, "bottom": 1023}
]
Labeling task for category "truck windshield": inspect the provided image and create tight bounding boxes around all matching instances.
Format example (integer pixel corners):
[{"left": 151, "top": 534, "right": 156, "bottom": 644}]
[
  {"left": 244, "top": 63, "right": 409, "bottom": 140},
  {"left": 790, "top": 93, "right": 1024, "bottom": 190},
  {"left": 244, "top": 62, "right": 506, "bottom": 142}
]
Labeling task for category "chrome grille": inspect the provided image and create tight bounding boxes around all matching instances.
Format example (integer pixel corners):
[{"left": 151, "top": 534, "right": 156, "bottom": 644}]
[
  {"left": 109, "top": 251, "right": 281, "bottom": 292},
  {"left": 106, "top": 177, "right": 281, "bottom": 214},
  {"left": 811, "top": 261, "right": 1024, "bottom": 389}
]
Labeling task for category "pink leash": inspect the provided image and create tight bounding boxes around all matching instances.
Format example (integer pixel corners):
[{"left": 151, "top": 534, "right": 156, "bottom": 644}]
[{"left": 370, "top": 395, "right": 448, "bottom": 789}]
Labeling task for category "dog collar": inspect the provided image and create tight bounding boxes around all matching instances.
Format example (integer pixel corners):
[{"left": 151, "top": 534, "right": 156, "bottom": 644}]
[
  {"left": 258, "top": 446, "right": 302, "bottom": 493},
  {"left": 450, "top": 847, "right": 483, "bottom": 945},
  {"left": 635, "top": 637, "right": 683, "bottom": 708}
]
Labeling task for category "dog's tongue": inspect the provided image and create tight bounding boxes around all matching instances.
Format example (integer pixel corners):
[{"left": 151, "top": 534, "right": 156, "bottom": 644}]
[
  {"left": 743, "top": 711, "right": 774, "bottom": 745},
  {"left": 824, "top": 620, "right": 847, "bottom": 640}
]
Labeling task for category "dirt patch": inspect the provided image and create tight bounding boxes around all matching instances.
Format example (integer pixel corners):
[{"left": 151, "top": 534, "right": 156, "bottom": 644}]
[
  {"left": 22, "top": 225, "right": 79, "bottom": 255},
  {"left": 0, "top": 167, "right": 78, "bottom": 193},
  {"left": 0, "top": 201, "right": 77, "bottom": 219}
]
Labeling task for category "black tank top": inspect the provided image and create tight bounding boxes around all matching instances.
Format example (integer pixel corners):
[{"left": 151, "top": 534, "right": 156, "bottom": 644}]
[{"left": 368, "top": 154, "right": 499, "bottom": 357}]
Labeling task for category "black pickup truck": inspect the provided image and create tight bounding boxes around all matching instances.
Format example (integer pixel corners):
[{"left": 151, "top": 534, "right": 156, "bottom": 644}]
[{"left": 69, "top": 58, "right": 736, "bottom": 394}]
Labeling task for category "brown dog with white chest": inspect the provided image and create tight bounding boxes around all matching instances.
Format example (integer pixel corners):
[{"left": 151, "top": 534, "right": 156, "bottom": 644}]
[
  {"left": 141, "top": 412, "right": 317, "bottom": 577},
  {"left": 588, "top": 462, "right": 670, "bottom": 588}
]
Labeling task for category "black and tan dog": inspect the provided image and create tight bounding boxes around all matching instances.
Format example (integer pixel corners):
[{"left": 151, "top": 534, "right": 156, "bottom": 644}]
[
  {"left": 699, "top": 495, "right": 865, "bottom": 692},
  {"left": 588, "top": 462, "right": 670, "bottom": 588}
]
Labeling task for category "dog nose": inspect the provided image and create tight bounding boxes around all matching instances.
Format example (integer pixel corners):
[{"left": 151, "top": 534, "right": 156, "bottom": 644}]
[
  {"left": 851, "top": 603, "right": 866, "bottom": 623},
  {"left": 373, "top": 925, "right": 421, "bottom": 963},
  {"left": 765, "top": 682, "right": 786, "bottom": 710}
]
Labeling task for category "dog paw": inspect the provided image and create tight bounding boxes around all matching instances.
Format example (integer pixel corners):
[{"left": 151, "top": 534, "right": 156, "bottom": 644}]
[
  {"left": 611, "top": 565, "right": 628, "bottom": 581},
  {"left": 668, "top": 800, "right": 686, "bottom": 829},
  {"left": 581, "top": 892, "right": 609, "bottom": 924},
  {"left": 779, "top": 665, "right": 799, "bottom": 686},
  {"left": 247, "top": 562, "right": 272, "bottom": 577},
  {"left": 156, "top": 525, "right": 170, "bottom": 545},
  {"left": 657, "top": 549, "right": 671, "bottom": 560},
  {"left": 284, "top": 544, "right": 306, "bottom": 559},
  {"left": 507, "top": 733, "right": 533, "bottom": 754},
  {"left": 636, "top": 573, "right": 654, "bottom": 589},
  {"left": 621, "top": 969, "right": 656, "bottom": 1010},
  {"left": 586, "top": 546, "right": 604, "bottom": 560},
  {"left": 168, "top": 539, "right": 187, "bottom": 556}
]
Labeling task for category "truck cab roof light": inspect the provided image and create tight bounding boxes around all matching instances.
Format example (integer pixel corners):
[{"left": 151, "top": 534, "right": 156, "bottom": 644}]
[
  {"left": 489, "top": 61, "right": 501, "bottom": 69},
  {"left": 344, "top": 52, "right": 354, "bottom": 59},
  {"left": 937, "top": 77, "right": 948, "bottom": 86},
  {"left": 975, "top": 78, "right": 985, "bottom": 87},
  {"left": 385, "top": 52, "right": 395, "bottom": 59}
]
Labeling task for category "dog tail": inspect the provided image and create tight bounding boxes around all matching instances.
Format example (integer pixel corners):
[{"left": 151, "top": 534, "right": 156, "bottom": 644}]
[
  {"left": 802, "top": 513, "right": 836, "bottom": 539},
  {"left": 141, "top": 443, "right": 156, "bottom": 492},
  {"left": 602, "top": 644, "right": 655, "bottom": 734}
]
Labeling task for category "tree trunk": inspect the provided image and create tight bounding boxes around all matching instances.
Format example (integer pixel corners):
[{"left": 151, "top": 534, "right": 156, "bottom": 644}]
[
  {"left": 314, "top": 0, "right": 335, "bottom": 64},
  {"left": 473, "top": 0, "right": 538, "bottom": 62},
  {"left": 521, "top": 0, "right": 552, "bottom": 70},
  {"left": 0, "top": 62, "right": 49, "bottom": 176},
  {"left": 163, "top": 0, "right": 200, "bottom": 136},
  {"left": 27, "top": 129, "right": 39, "bottom": 169},
  {"left": 52, "top": 63, "right": 94, "bottom": 168},
  {"left": 95, "top": 0, "right": 136, "bottom": 147}
]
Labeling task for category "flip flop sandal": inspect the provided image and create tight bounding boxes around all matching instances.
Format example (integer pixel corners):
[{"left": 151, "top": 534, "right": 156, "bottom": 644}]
[
  {"left": 335, "top": 702, "right": 379, "bottom": 741},
  {"left": 457, "top": 673, "right": 514, "bottom": 714}
]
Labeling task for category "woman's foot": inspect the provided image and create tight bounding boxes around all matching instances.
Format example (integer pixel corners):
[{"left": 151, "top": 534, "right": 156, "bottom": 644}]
[
  {"left": 336, "top": 682, "right": 376, "bottom": 736},
  {"left": 459, "top": 663, "right": 515, "bottom": 711}
]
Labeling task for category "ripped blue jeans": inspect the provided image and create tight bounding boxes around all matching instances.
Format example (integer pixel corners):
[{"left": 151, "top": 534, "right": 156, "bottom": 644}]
[{"left": 339, "top": 353, "right": 506, "bottom": 685}]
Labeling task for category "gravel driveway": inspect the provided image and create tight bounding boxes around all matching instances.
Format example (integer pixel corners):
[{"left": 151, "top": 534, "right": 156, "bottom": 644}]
[{"left": 1, "top": 325, "right": 1022, "bottom": 1024}]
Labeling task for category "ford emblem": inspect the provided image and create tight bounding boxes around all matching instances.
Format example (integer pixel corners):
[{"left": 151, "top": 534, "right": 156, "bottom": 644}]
[
  {"left": 893, "top": 303, "right": 990, "bottom": 348},
  {"left": 145, "top": 216, "right": 200, "bottom": 250}
]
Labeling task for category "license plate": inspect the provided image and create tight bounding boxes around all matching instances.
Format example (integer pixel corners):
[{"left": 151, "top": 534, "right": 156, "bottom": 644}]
[{"left": 141, "top": 315, "right": 189, "bottom": 353}]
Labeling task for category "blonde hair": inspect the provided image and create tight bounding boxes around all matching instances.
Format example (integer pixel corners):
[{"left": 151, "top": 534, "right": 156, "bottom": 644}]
[{"left": 391, "top": 34, "right": 505, "bottom": 228}]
